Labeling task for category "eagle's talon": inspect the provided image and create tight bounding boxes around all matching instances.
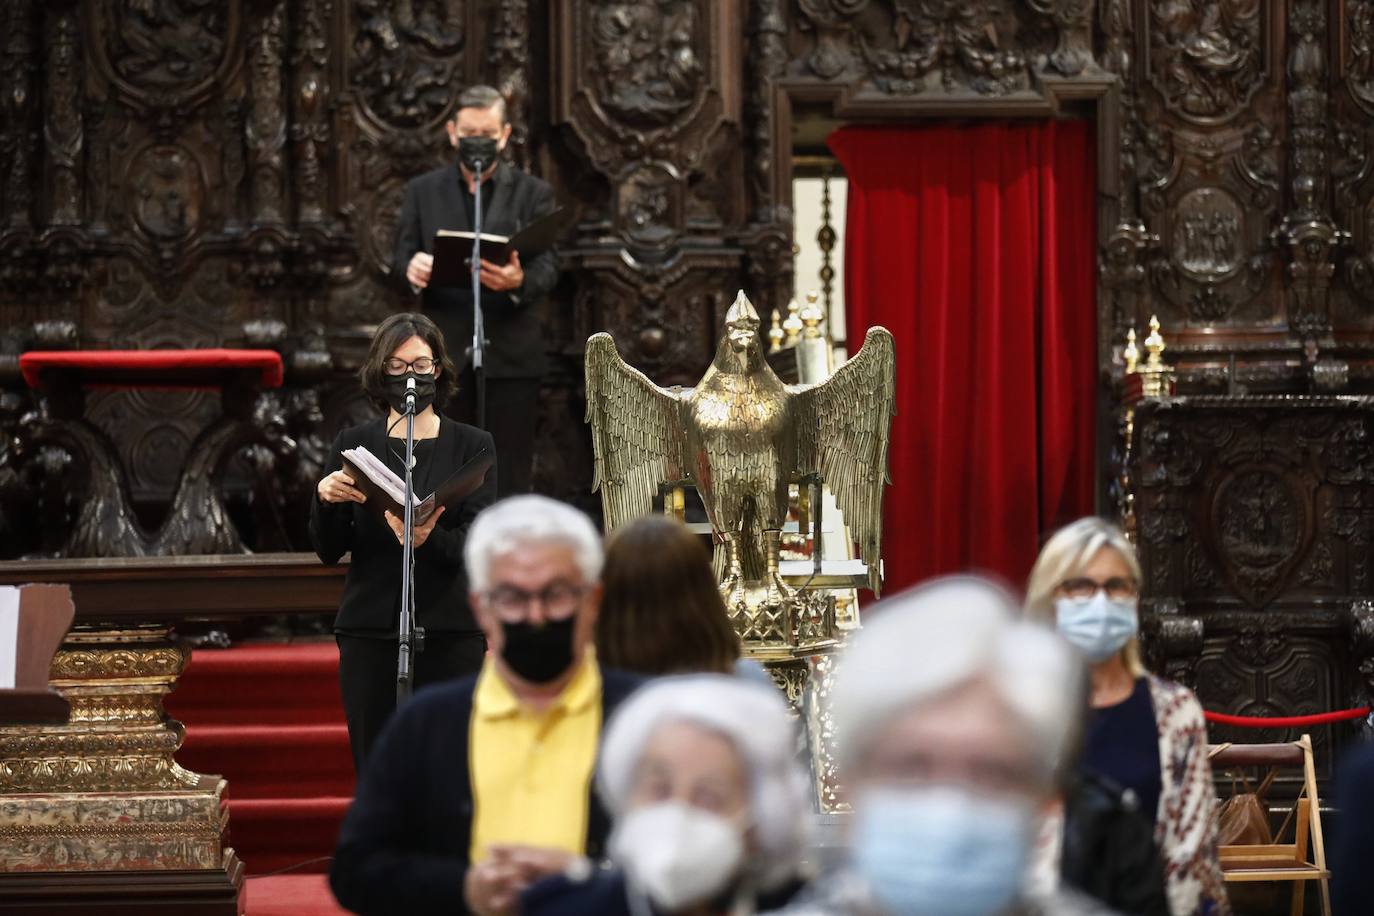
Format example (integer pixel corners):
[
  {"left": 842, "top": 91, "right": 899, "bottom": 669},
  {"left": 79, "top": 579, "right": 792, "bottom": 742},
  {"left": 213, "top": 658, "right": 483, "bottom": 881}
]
[{"left": 721, "top": 572, "right": 745, "bottom": 609}]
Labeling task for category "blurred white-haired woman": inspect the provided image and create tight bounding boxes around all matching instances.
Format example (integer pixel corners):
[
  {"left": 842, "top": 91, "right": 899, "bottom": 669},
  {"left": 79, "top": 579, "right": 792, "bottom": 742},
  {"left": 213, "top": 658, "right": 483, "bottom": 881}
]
[
  {"left": 772, "top": 576, "right": 1115, "bottom": 916},
  {"left": 1026, "top": 518, "right": 1228, "bottom": 916},
  {"left": 522, "top": 673, "right": 813, "bottom": 916}
]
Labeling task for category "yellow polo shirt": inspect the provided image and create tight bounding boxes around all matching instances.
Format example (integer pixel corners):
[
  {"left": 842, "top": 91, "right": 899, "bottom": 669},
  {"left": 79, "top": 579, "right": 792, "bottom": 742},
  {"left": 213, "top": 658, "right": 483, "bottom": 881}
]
[{"left": 468, "top": 652, "right": 602, "bottom": 863}]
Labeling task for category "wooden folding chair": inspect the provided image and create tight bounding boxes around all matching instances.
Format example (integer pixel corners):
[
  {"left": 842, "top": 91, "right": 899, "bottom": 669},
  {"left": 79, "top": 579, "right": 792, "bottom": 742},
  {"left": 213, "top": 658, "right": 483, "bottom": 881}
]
[{"left": 1207, "top": 734, "right": 1331, "bottom": 916}]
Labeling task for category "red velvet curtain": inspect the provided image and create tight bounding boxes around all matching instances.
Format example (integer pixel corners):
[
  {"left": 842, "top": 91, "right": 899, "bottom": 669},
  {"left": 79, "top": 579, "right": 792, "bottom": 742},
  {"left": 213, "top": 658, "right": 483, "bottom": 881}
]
[{"left": 829, "top": 121, "right": 1097, "bottom": 594}]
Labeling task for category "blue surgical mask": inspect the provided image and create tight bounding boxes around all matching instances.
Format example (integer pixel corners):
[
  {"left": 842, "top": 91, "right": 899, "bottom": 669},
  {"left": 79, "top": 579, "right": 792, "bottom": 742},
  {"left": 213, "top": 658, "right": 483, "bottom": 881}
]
[
  {"left": 1054, "top": 592, "right": 1139, "bottom": 662},
  {"left": 851, "top": 785, "right": 1035, "bottom": 916}
]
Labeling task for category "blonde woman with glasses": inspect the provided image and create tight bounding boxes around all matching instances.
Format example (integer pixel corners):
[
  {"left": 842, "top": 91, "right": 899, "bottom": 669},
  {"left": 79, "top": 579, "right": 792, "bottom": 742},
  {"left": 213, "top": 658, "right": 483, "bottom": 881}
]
[{"left": 1026, "top": 517, "right": 1229, "bottom": 916}]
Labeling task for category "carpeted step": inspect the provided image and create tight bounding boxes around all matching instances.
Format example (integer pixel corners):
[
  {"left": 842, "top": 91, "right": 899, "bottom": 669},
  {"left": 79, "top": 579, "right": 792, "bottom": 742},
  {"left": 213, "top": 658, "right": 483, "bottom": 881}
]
[
  {"left": 246, "top": 874, "right": 349, "bottom": 916},
  {"left": 164, "top": 641, "right": 355, "bottom": 882},
  {"left": 167, "top": 642, "right": 346, "bottom": 727},
  {"left": 229, "top": 796, "right": 353, "bottom": 876},
  {"left": 179, "top": 723, "right": 354, "bottom": 799}
]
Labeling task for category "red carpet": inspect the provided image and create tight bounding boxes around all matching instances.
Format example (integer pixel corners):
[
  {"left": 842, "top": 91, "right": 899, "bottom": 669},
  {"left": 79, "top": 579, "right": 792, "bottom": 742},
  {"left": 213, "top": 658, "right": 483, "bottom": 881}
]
[
  {"left": 165, "top": 641, "right": 354, "bottom": 884},
  {"left": 245, "top": 875, "right": 349, "bottom": 916}
]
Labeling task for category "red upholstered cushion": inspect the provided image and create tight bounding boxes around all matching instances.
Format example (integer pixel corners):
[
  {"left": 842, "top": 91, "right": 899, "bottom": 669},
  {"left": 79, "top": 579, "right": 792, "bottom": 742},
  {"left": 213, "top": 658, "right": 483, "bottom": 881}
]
[{"left": 19, "top": 349, "right": 284, "bottom": 390}]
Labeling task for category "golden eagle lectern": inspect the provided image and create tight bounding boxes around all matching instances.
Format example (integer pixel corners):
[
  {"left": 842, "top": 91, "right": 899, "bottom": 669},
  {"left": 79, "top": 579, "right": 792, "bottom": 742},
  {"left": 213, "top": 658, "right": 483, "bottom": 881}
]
[{"left": 585, "top": 291, "right": 895, "bottom": 652}]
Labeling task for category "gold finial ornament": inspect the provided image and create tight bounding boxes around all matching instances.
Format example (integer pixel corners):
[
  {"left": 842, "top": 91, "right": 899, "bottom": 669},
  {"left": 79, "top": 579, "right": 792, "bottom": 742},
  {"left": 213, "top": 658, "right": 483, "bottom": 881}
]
[
  {"left": 1136, "top": 315, "right": 1173, "bottom": 398},
  {"left": 782, "top": 297, "right": 803, "bottom": 346},
  {"left": 1123, "top": 328, "right": 1139, "bottom": 374},
  {"left": 800, "top": 290, "right": 825, "bottom": 340},
  {"left": 585, "top": 291, "right": 896, "bottom": 648},
  {"left": 1144, "top": 315, "right": 1166, "bottom": 370},
  {"left": 768, "top": 309, "right": 785, "bottom": 353}
]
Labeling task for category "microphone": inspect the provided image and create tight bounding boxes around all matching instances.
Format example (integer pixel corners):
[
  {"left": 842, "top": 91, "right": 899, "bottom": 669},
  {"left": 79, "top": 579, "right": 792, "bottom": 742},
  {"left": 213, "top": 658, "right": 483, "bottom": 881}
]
[{"left": 405, "top": 375, "right": 417, "bottom": 413}]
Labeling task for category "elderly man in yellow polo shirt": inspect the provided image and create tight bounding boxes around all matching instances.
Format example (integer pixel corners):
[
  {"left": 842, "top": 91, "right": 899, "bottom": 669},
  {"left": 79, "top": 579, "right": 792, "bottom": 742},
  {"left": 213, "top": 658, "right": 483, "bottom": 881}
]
[{"left": 331, "top": 495, "right": 643, "bottom": 916}]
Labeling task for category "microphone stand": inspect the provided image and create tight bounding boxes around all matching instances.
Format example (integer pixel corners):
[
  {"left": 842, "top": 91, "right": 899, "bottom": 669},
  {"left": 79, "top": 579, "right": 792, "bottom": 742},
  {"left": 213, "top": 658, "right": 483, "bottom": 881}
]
[
  {"left": 469, "top": 160, "right": 488, "bottom": 430},
  {"left": 396, "top": 379, "right": 424, "bottom": 702}
]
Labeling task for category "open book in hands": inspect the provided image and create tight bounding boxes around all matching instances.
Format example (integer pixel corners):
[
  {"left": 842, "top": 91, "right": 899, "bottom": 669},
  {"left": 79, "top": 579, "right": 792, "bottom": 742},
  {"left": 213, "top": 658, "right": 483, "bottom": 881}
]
[
  {"left": 429, "top": 207, "right": 575, "bottom": 287},
  {"left": 340, "top": 445, "right": 493, "bottom": 527}
]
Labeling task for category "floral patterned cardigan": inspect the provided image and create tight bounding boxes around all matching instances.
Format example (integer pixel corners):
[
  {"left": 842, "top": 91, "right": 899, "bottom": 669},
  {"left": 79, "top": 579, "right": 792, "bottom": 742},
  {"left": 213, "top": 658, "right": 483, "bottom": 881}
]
[{"left": 1148, "top": 675, "right": 1231, "bottom": 916}]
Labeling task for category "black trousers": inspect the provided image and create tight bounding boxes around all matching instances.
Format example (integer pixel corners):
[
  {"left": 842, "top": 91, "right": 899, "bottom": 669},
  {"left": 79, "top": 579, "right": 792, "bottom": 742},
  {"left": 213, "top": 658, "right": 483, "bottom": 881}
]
[
  {"left": 336, "top": 632, "right": 486, "bottom": 774},
  {"left": 449, "top": 369, "right": 540, "bottom": 497}
]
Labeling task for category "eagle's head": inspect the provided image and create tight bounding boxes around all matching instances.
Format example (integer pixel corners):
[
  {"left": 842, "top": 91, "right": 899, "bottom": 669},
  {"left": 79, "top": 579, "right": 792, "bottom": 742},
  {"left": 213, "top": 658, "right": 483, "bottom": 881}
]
[{"left": 714, "top": 290, "right": 765, "bottom": 373}]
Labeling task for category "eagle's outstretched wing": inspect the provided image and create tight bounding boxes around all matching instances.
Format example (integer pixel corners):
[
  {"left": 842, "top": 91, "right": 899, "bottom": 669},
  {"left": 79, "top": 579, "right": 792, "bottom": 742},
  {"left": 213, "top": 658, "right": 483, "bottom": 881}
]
[
  {"left": 584, "top": 332, "right": 689, "bottom": 531},
  {"left": 790, "top": 326, "right": 896, "bottom": 593}
]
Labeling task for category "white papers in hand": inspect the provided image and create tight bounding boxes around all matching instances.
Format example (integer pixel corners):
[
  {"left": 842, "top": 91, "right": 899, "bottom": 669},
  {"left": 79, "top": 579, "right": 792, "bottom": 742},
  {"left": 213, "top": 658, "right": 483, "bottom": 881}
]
[
  {"left": 342, "top": 446, "right": 424, "bottom": 509},
  {"left": 0, "top": 586, "right": 19, "bottom": 689}
]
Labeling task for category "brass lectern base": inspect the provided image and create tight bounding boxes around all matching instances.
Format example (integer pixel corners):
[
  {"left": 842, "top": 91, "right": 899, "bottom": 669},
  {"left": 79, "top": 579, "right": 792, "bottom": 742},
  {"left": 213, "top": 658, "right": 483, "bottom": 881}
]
[
  {"left": 0, "top": 626, "right": 243, "bottom": 914},
  {"left": 0, "top": 851, "right": 245, "bottom": 915}
]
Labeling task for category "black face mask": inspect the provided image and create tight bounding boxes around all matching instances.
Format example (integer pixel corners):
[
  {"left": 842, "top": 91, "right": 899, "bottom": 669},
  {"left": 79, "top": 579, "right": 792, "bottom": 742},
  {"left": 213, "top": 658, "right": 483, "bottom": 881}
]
[
  {"left": 458, "top": 136, "right": 499, "bottom": 175},
  {"left": 500, "top": 616, "right": 576, "bottom": 684},
  {"left": 381, "top": 371, "right": 436, "bottom": 415}
]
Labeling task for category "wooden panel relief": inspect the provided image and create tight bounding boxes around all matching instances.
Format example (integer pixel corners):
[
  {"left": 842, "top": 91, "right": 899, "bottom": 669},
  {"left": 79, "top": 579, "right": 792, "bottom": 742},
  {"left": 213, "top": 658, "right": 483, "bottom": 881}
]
[
  {"left": 1133, "top": 397, "right": 1374, "bottom": 776},
  {"left": 548, "top": 0, "right": 744, "bottom": 389},
  {"left": 1195, "top": 624, "right": 1348, "bottom": 788},
  {"left": 1132, "top": 1, "right": 1285, "bottom": 335}
]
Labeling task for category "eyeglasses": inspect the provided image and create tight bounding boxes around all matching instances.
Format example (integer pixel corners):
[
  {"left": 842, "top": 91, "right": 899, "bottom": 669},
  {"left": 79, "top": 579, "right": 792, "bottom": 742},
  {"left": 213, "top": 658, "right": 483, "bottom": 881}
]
[
  {"left": 384, "top": 357, "right": 435, "bottom": 375},
  {"left": 482, "top": 582, "right": 587, "bottom": 620},
  {"left": 1058, "top": 576, "right": 1138, "bottom": 601}
]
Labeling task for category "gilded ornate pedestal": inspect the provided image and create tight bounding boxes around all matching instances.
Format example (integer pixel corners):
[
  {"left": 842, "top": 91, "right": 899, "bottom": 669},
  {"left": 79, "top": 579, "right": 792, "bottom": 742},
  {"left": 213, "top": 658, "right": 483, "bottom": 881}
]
[
  {"left": 0, "top": 555, "right": 344, "bottom": 914},
  {"left": 0, "top": 626, "right": 235, "bottom": 878},
  {"left": 0, "top": 625, "right": 244, "bottom": 913}
]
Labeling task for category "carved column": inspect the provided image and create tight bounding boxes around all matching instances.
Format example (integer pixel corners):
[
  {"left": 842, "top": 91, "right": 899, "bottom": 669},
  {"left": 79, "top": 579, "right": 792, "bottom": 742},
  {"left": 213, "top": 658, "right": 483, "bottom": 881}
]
[
  {"left": 1337, "top": 0, "right": 1374, "bottom": 310},
  {"left": 1278, "top": 0, "right": 1345, "bottom": 378},
  {"left": 489, "top": 0, "right": 532, "bottom": 169},
  {"left": 44, "top": 1, "right": 82, "bottom": 228},
  {"left": 1099, "top": 0, "right": 1152, "bottom": 340},
  {"left": 1141, "top": 597, "right": 1205, "bottom": 694},
  {"left": 39, "top": 0, "right": 91, "bottom": 300},
  {"left": 741, "top": 0, "right": 791, "bottom": 319},
  {"left": 1, "top": 1, "right": 36, "bottom": 233},
  {"left": 246, "top": 0, "right": 288, "bottom": 227},
  {"left": 290, "top": 0, "right": 331, "bottom": 226}
]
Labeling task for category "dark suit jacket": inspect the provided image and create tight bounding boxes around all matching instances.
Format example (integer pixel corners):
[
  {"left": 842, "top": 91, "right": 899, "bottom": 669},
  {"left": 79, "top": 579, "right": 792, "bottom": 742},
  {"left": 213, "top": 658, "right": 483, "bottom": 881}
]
[
  {"left": 1332, "top": 740, "right": 1374, "bottom": 916},
  {"left": 392, "top": 161, "right": 558, "bottom": 379},
  {"left": 330, "top": 667, "right": 643, "bottom": 916},
  {"left": 308, "top": 415, "right": 496, "bottom": 634}
]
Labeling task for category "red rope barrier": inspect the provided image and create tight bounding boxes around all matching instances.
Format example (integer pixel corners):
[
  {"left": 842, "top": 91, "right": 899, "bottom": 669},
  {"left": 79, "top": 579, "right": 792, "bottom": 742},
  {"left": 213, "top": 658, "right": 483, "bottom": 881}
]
[{"left": 1204, "top": 707, "right": 1371, "bottom": 728}]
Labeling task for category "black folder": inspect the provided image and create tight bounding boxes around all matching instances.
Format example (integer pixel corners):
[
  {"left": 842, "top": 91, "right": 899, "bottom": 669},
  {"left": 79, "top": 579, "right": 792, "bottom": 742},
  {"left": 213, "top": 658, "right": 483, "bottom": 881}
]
[{"left": 429, "top": 208, "right": 574, "bottom": 288}]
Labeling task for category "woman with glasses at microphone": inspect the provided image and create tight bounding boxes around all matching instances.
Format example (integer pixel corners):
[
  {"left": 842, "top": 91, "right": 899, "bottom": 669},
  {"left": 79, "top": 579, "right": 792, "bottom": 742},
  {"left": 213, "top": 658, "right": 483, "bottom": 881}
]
[
  {"left": 1025, "top": 518, "right": 1229, "bottom": 916},
  {"left": 310, "top": 312, "right": 498, "bottom": 773}
]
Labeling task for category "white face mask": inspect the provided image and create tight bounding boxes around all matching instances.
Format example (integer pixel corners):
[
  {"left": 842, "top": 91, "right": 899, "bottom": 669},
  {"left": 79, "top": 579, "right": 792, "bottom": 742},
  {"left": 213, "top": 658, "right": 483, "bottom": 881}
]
[
  {"left": 1054, "top": 592, "right": 1139, "bottom": 663},
  {"left": 609, "top": 801, "right": 745, "bottom": 911}
]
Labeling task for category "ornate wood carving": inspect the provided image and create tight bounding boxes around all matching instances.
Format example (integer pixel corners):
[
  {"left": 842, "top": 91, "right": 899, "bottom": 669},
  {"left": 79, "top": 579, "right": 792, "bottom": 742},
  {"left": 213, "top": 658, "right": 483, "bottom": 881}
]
[
  {"left": 349, "top": 0, "right": 465, "bottom": 130},
  {"left": 1, "top": 3, "right": 37, "bottom": 236},
  {"left": 290, "top": 0, "right": 331, "bottom": 226},
  {"left": 44, "top": 1, "right": 82, "bottom": 228},
  {"left": 246, "top": 0, "right": 288, "bottom": 228},
  {"left": 1148, "top": 0, "right": 1263, "bottom": 121},
  {"left": 488, "top": 0, "right": 531, "bottom": 166},
  {"left": 786, "top": 1, "right": 1101, "bottom": 101},
  {"left": 548, "top": 0, "right": 745, "bottom": 467},
  {"left": 1133, "top": 397, "right": 1374, "bottom": 785}
]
